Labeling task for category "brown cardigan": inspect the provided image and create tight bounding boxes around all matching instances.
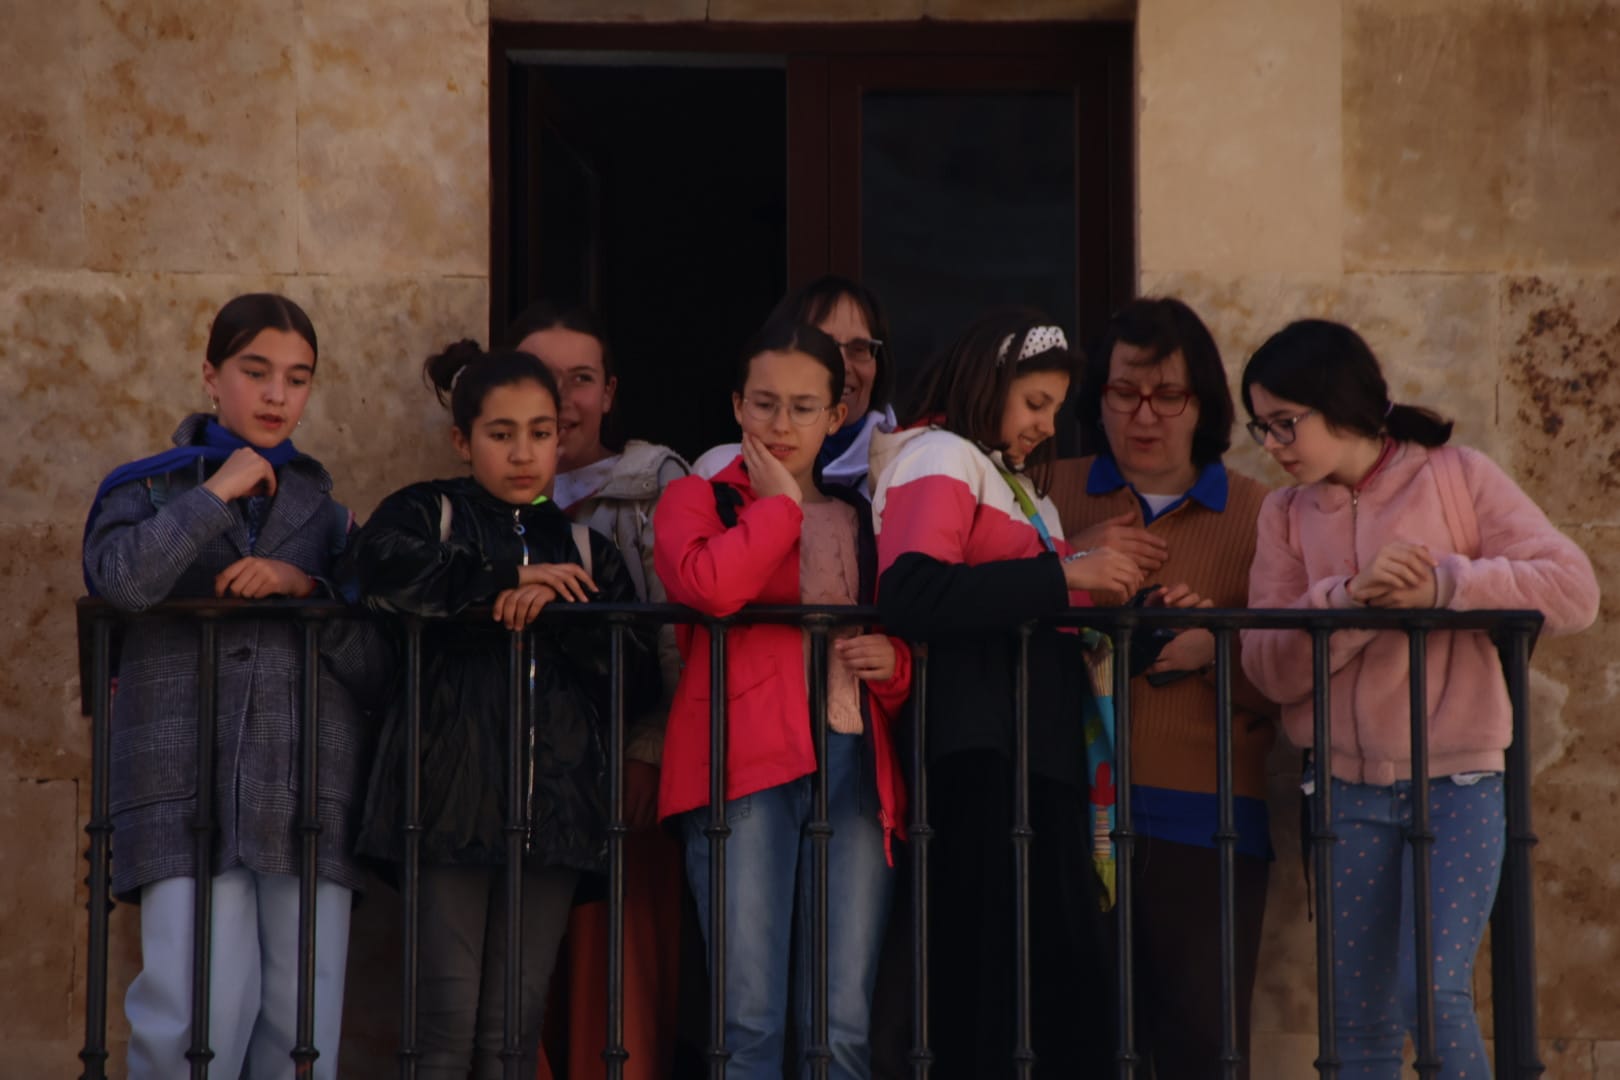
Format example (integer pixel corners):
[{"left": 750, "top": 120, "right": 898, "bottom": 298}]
[{"left": 1048, "top": 456, "right": 1277, "bottom": 802}]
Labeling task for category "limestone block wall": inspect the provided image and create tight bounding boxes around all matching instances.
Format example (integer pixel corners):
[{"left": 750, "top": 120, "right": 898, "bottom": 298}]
[
  {"left": 1141, "top": 1, "right": 1620, "bottom": 1074},
  {"left": 0, "top": 0, "right": 1615, "bottom": 1076}
]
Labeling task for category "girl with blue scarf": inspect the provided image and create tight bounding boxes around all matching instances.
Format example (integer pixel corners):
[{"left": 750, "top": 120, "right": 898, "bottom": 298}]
[{"left": 82, "top": 293, "right": 380, "bottom": 1080}]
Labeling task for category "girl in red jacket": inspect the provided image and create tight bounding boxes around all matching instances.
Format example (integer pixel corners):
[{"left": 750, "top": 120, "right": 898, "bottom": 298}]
[
  {"left": 654, "top": 313, "right": 911, "bottom": 1079},
  {"left": 1241, "top": 319, "right": 1598, "bottom": 1078}
]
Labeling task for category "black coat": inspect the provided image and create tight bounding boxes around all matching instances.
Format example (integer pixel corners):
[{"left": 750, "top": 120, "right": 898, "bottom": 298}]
[{"left": 351, "top": 477, "right": 655, "bottom": 874}]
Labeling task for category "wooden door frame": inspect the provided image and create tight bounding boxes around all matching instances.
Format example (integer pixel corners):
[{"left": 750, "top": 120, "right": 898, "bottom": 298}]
[{"left": 488, "top": 20, "right": 1135, "bottom": 346}]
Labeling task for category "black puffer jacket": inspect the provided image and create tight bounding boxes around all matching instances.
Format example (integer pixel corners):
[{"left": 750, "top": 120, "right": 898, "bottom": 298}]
[{"left": 351, "top": 477, "right": 655, "bottom": 874}]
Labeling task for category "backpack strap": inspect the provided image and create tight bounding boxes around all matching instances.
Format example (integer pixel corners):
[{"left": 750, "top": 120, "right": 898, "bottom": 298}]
[
  {"left": 571, "top": 522, "right": 593, "bottom": 578},
  {"left": 712, "top": 481, "right": 744, "bottom": 529},
  {"left": 438, "top": 493, "right": 453, "bottom": 543},
  {"left": 1429, "top": 446, "right": 1481, "bottom": 558}
]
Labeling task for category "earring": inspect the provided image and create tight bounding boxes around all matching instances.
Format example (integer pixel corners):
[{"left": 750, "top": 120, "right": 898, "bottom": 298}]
[{"left": 210, "top": 398, "right": 218, "bottom": 411}]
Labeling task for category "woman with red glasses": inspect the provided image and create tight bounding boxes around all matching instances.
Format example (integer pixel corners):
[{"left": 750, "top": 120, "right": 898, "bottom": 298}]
[{"left": 1049, "top": 296, "right": 1278, "bottom": 1079}]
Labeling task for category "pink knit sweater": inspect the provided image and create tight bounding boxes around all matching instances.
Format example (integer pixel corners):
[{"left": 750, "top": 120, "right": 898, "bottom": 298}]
[{"left": 1242, "top": 442, "right": 1599, "bottom": 784}]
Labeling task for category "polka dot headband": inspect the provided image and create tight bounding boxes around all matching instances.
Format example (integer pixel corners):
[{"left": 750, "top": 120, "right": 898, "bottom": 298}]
[{"left": 997, "top": 325, "right": 1069, "bottom": 366}]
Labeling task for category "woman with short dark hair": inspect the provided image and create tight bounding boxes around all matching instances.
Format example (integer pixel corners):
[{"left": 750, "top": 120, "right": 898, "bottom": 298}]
[{"left": 1050, "top": 296, "right": 1277, "bottom": 1079}]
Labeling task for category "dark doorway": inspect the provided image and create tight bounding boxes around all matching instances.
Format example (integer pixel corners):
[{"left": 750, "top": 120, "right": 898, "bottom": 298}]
[
  {"left": 492, "top": 23, "right": 1133, "bottom": 461},
  {"left": 503, "top": 57, "right": 788, "bottom": 461}
]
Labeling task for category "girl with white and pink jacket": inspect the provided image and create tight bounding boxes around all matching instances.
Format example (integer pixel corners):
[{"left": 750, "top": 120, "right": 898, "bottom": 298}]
[{"left": 1239, "top": 319, "right": 1598, "bottom": 1079}]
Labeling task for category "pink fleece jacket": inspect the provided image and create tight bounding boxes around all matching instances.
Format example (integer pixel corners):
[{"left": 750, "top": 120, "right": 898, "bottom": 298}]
[{"left": 1242, "top": 442, "right": 1599, "bottom": 784}]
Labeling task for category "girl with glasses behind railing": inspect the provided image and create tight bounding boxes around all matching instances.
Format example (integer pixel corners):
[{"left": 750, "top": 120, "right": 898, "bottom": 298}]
[
  {"left": 349, "top": 341, "right": 656, "bottom": 1080},
  {"left": 82, "top": 292, "right": 384, "bottom": 1080},
  {"left": 693, "top": 276, "right": 897, "bottom": 495},
  {"left": 1240, "top": 319, "right": 1600, "bottom": 1079},
  {"left": 869, "top": 310, "right": 1145, "bottom": 1078},
  {"left": 653, "top": 313, "right": 913, "bottom": 1079}
]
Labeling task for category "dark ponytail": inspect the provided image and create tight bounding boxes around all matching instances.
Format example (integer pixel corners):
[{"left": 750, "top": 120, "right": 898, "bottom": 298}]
[
  {"left": 1241, "top": 319, "right": 1452, "bottom": 448},
  {"left": 423, "top": 339, "right": 560, "bottom": 435},
  {"left": 1384, "top": 403, "right": 1453, "bottom": 447}
]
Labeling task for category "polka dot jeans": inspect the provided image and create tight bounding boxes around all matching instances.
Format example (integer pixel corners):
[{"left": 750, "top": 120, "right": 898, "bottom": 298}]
[{"left": 1323, "top": 775, "right": 1505, "bottom": 1078}]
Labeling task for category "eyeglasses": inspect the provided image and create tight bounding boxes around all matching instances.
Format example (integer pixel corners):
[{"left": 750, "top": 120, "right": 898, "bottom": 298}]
[
  {"left": 836, "top": 338, "right": 882, "bottom": 364},
  {"left": 740, "top": 395, "right": 834, "bottom": 428},
  {"left": 1102, "top": 382, "right": 1194, "bottom": 418},
  {"left": 1246, "top": 410, "right": 1316, "bottom": 446}
]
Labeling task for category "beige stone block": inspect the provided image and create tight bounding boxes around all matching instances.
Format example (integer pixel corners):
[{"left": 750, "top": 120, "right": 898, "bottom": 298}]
[
  {"left": 1138, "top": 270, "right": 1504, "bottom": 480},
  {"left": 0, "top": 779, "right": 80, "bottom": 1045},
  {"left": 1345, "top": 1, "right": 1620, "bottom": 272},
  {"left": 1248, "top": 1032, "right": 1322, "bottom": 1080},
  {"left": 1250, "top": 768, "right": 1317, "bottom": 1035},
  {"left": 493, "top": 0, "right": 704, "bottom": 19},
  {"left": 926, "top": 0, "right": 1131, "bottom": 19},
  {"left": 0, "top": 270, "right": 294, "bottom": 525},
  {"left": 710, "top": 0, "right": 924, "bottom": 19},
  {"left": 289, "top": 276, "right": 489, "bottom": 517},
  {"left": 1499, "top": 275, "right": 1620, "bottom": 528},
  {"left": 0, "top": 268, "right": 480, "bottom": 523},
  {"left": 298, "top": 1, "right": 489, "bottom": 276},
  {"left": 1597, "top": 1040, "right": 1620, "bottom": 1077},
  {"left": 1514, "top": 526, "right": 1620, "bottom": 1042},
  {"left": 1139, "top": 0, "right": 1341, "bottom": 275},
  {"left": 82, "top": 0, "right": 299, "bottom": 274},
  {"left": 0, "top": 523, "right": 107, "bottom": 780},
  {"left": 0, "top": 2, "right": 85, "bottom": 270},
  {"left": 1540, "top": 1039, "right": 1598, "bottom": 1079}
]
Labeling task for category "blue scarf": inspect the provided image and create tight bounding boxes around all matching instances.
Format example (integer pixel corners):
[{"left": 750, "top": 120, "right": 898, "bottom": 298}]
[{"left": 83, "top": 419, "right": 302, "bottom": 592}]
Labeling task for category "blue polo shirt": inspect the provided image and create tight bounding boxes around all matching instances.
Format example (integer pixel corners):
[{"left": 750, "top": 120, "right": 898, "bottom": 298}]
[{"left": 1087, "top": 455, "right": 1272, "bottom": 860}]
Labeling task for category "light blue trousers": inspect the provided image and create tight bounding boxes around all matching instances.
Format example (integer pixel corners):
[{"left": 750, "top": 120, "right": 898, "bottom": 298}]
[{"left": 125, "top": 867, "right": 352, "bottom": 1080}]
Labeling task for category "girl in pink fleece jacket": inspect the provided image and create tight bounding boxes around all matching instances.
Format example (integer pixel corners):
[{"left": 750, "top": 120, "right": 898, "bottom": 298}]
[{"left": 1239, "top": 319, "right": 1598, "bottom": 1078}]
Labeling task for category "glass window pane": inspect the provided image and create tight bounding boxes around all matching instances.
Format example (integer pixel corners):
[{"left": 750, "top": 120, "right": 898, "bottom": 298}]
[{"left": 861, "top": 91, "right": 1077, "bottom": 383}]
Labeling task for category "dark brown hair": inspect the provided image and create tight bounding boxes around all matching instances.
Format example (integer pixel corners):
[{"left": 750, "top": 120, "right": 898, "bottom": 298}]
[
  {"left": 766, "top": 275, "right": 894, "bottom": 411},
  {"left": 1078, "top": 296, "right": 1234, "bottom": 466},
  {"left": 206, "top": 293, "right": 318, "bottom": 371},
  {"left": 735, "top": 314, "right": 846, "bottom": 403},
  {"left": 899, "top": 308, "right": 1082, "bottom": 495},
  {"left": 423, "top": 339, "right": 561, "bottom": 435},
  {"left": 1241, "top": 319, "right": 1453, "bottom": 447}
]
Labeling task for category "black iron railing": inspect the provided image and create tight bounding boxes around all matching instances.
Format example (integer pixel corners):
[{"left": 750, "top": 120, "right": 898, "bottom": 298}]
[{"left": 75, "top": 598, "right": 1546, "bottom": 1080}]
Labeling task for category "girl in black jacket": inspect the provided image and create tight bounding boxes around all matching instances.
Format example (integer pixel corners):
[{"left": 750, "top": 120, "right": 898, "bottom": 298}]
[{"left": 352, "top": 341, "right": 652, "bottom": 1080}]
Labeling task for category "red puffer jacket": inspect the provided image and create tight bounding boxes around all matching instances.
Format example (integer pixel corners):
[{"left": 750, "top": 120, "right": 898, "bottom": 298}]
[{"left": 653, "top": 457, "right": 911, "bottom": 858}]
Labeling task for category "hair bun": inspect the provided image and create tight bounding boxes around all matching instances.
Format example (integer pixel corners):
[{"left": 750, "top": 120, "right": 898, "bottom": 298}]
[{"left": 423, "top": 338, "right": 489, "bottom": 400}]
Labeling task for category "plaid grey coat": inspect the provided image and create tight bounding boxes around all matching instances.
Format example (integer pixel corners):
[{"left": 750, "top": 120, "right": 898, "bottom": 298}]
[{"left": 83, "top": 415, "right": 383, "bottom": 900}]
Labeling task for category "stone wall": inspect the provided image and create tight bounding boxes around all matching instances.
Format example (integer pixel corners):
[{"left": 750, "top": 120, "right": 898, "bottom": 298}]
[{"left": 1, "top": 0, "right": 1615, "bottom": 1076}]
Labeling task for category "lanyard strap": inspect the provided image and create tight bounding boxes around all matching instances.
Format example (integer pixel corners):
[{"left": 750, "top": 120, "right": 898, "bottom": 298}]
[{"left": 997, "top": 467, "right": 1057, "bottom": 554}]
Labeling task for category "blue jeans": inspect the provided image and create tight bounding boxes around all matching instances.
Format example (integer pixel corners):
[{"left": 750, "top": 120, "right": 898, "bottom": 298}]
[
  {"left": 682, "top": 732, "right": 895, "bottom": 1080},
  {"left": 1324, "top": 775, "right": 1505, "bottom": 1078}
]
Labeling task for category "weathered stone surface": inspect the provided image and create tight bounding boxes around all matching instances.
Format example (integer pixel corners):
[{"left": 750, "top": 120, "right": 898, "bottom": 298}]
[
  {"left": 82, "top": 0, "right": 299, "bottom": 274},
  {"left": 1520, "top": 526, "right": 1620, "bottom": 1040},
  {"left": 0, "top": 271, "right": 482, "bottom": 526},
  {"left": 0, "top": 271, "right": 292, "bottom": 525},
  {"left": 492, "top": 0, "right": 704, "bottom": 19},
  {"left": 1500, "top": 276, "right": 1620, "bottom": 527},
  {"left": 1249, "top": 768, "right": 1317, "bottom": 1036},
  {"left": 1249, "top": 1033, "right": 1322, "bottom": 1080},
  {"left": 0, "top": 524, "right": 107, "bottom": 781},
  {"left": 710, "top": 0, "right": 924, "bottom": 18},
  {"left": 0, "top": 2, "right": 84, "bottom": 271},
  {"left": 1345, "top": 0, "right": 1620, "bottom": 272},
  {"left": 1597, "top": 1039, "right": 1620, "bottom": 1077},
  {"left": 1139, "top": 0, "right": 1341, "bottom": 275},
  {"left": 297, "top": 0, "right": 489, "bottom": 276},
  {"left": 0, "top": 780, "right": 80, "bottom": 1047},
  {"left": 926, "top": 0, "right": 1130, "bottom": 18},
  {"left": 290, "top": 275, "right": 489, "bottom": 517},
  {"left": 1138, "top": 270, "right": 1504, "bottom": 477}
]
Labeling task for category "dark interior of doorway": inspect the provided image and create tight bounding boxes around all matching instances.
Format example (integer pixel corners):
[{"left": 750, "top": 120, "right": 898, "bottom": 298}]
[{"left": 506, "top": 61, "right": 787, "bottom": 464}]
